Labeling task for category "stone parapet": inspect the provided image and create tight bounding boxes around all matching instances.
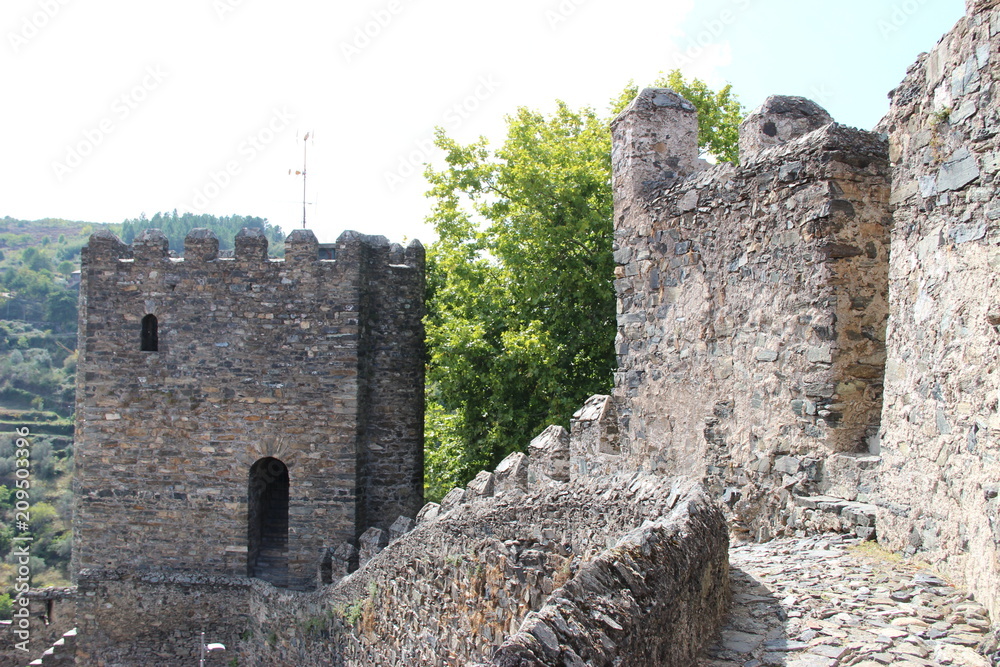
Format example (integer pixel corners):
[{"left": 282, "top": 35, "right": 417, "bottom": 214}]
[
  {"left": 470, "top": 484, "right": 727, "bottom": 667},
  {"left": 612, "top": 90, "right": 891, "bottom": 539},
  {"left": 238, "top": 474, "right": 727, "bottom": 667}
]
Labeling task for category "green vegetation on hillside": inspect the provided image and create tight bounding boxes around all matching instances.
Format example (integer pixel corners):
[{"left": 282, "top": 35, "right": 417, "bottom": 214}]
[
  {"left": 120, "top": 211, "right": 285, "bottom": 255},
  {"left": 423, "top": 72, "right": 743, "bottom": 500},
  {"left": 0, "top": 218, "right": 96, "bottom": 607},
  {"left": 0, "top": 218, "right": 92, "bottom": 330}
]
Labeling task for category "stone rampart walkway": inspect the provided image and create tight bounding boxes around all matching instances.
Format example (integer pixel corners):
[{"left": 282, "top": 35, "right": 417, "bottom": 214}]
[{"left": 699, "top": 535, "right": 996, "bottom": 667}]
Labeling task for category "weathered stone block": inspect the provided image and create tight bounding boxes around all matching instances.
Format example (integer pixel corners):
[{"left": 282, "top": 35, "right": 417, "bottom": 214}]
[
  {"left": 528, "top": 425, "right": 570, "bottom": 483},
  {"left": 388, "top": 516, "right": 414, "bottom": 542},
  {"left": 937, "top": 146, "right": 980, "bottom": 191},
  {"left": 773, "top": 456, "right": 801, "bottom": 476},
  {"left": 358, "top": 527, "right": 389, "bottom": 567},
  {"left": 285, "top": 228, "right": 318, "bottom": 263},
  {"left": 234, "top": 226, "right": 269, "bottom": 260},
  {"left": 183, "top": 228, "right": 219, "bottom": 261},
  {"left": 416, "top": 502, "right": 440, "bottom": 524},
  {"left": 819, "top": 453, "right": 880, "bottom": 501},
  {"left": 467, "top": 471, "right": 495, "bottom": 498},
  {"left": 440, "top": 487, "right": 467, "bottom": 513},
  {"left": 738, "top": 95, "right": 833, "bottom": 163},
  {"left": 133, "top": 228, "right": 169, "bottom": 261},
  {"left": 494, "top": 452, "right": 528, "bottom": 493},
  {"left": 570, "top": 395, "right": 621, "bottom": 480}
]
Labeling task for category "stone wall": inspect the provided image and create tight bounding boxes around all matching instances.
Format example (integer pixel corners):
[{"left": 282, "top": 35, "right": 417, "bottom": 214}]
[
  {"left": 73, "top": 228, "right": 424, "bottom": 590},
  {"left": 236, "top": 469, "right": 727, "bottom": 667},
  {"left": 611, "top": 88, "right": 891, "bottom": 538},
  {"left": 469, "top": 490, "right": 727, "bottom": 667},
  {"left": 352, "top": 234, "right": 426, "bottom": 535},
  {"left": 876, "top": 0, "right": 1000, "bottom": 621},
  {"left": 73, "top": 570, "right": 250, "bottom": 666}
]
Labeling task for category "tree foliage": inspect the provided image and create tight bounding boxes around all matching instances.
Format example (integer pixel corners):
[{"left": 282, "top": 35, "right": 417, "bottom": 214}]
[
  {"left": 661, "top": 70, "right": 743, "bottom": 163},
  {"left": 423, "top": 75, "right": 743, "bottom": 499},
  {"left": 424, "top": 102, "right": 617, "bottom": 499}
]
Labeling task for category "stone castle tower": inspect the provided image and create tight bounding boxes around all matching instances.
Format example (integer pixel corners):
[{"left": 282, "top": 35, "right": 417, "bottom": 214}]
[
  {"left": 9, "top": 4, "right": 991, "bottom": 664},
  {"left": 72, "top": 226, "right": 425, "bottom": 590}
]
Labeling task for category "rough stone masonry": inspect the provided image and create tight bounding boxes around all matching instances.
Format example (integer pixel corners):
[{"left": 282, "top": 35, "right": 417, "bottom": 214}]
[
  {"left": 10, "top": 2, "right": 1000, "bottom": 664},
  {"left": 611, "top": 88, "right": 892, "bottom": 541},
  {"left": 70, "top": 227, "right": 424, "bottom": 661},
  {"left": 876, "top": 0, "right": 1000, "bottom": 624}
]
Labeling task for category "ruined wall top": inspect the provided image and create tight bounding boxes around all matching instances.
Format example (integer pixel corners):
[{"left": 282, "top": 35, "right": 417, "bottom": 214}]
[
  {"left": 611, "top": 88, "right": 704, "bottom": 209},
  {"left": 610, "top": 82, "right": 891, "bottom": 541},
  {"left": 738, "top": 95, "right": 834, "bottom": 164},
  {"left": 968, "top": 0, "right": 1000, "bottom": 13}
]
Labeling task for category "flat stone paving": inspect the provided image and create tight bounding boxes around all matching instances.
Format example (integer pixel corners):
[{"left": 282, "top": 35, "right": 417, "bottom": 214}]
[{"left": 699, "top": 534, "right": 997, "bottom": 667}]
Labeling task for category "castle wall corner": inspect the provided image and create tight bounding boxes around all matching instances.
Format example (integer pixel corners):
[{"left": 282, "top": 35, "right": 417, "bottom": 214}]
[{"left": 611, "top": 90, "right": 891, "bottom": 538}]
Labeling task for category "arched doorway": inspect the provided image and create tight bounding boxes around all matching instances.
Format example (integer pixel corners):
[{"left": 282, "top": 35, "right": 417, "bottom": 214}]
[{"left": 247, "top": 457, "right": 289, "bottom": 587}]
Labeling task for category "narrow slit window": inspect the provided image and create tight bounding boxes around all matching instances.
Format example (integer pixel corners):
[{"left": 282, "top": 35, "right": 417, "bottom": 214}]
[{"left": 140, "top": 314, "right": 158, "bottom": 352}]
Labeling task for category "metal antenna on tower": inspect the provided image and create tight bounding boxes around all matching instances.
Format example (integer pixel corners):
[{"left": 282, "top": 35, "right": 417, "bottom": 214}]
[{"left": 289, "top": 131, "right": 314, "bottom": 228}]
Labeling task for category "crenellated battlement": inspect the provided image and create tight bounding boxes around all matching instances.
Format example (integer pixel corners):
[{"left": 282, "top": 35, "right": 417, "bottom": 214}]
[{"left": 83, "top": 227, "right": 425, "bottom": 272}]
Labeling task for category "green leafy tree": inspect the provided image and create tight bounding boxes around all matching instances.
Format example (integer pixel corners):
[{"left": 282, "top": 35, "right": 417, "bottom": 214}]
[
  {"left": 424, "top": 101, "right": 617, "bottom": 497},
  {"left": 20, "top": 247, "right": 52, "bottom": 273},
  {"left": 45, "top": 291, "right": 77, "bottom": 326},
  {"left": 651, "top": 70, "right": 743, "bottom": 163},
  {"left": 423, "top": 77, "right": 743, "bottom": 498},
  {"left": 662, "top": 70, "right": 742, "bottom": 163}
]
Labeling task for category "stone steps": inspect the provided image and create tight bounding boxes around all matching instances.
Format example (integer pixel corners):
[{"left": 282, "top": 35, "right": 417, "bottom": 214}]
[
  {"left": 27, "top": 627, "right": 76, "bottom": 666},
  {"left": 793, "top": 494, "right": 878, "bottom": 539}
]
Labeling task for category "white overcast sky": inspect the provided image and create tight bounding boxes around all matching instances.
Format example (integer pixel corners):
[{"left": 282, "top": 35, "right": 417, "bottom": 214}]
[{"left": 2, "top": 0, "right": 966, "bottom": 245}]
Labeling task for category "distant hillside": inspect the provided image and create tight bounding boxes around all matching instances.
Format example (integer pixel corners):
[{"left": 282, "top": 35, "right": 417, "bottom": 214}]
[
  {"left": 0, "top": 216, "right": 104, "bottom": 350},
  {"left": 0, "top": 217, "right": 103, "bottom": 602}
]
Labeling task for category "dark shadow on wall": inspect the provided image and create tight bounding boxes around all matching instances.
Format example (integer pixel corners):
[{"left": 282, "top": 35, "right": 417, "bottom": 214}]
[{"left": 247, "top": 457, "right": 290, "bottom": 588}]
